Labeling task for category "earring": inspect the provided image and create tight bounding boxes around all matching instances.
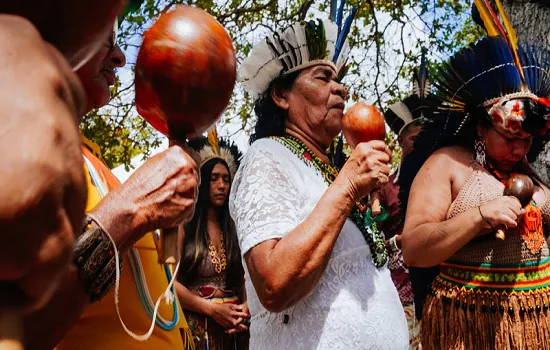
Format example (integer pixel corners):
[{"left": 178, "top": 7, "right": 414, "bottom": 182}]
[{"left": 475, "top": 139, "right": 486, "bottom": 166}]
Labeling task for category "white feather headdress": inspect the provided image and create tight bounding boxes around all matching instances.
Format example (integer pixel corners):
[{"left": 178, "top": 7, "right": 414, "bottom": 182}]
[
  {"left": 239, "top": 2, "right": 357, "bottom": 100},
  {"left": 190, "top": 128, "right": 242, "bottom": 178}
]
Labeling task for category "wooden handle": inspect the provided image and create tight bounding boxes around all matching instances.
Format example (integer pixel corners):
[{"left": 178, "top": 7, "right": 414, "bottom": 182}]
[
  {"left": 0, "top": 308, "right": 23, "bottom": 350},
  {"left": 495, "top": 228, "right": 506, "bottom": 240},
  {"left": 371, "top": 192, "right": 382, "bottom": 216},
  {"left": 159, "top": 227, "right": 179, "bottom": 265}
]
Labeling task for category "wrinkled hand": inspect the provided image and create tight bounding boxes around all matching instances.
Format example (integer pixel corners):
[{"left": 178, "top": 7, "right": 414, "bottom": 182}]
[
  {"left": 0, "top": 16, "right": 87, "bottom": 311},
  {"left": 478, "top": 196, "right": 524, "bottom": 234},
  {"left": 209, "top": 303, "right": 249, "bottom": 330},
  {"left": 336, "top": 140, "right": 392, "bottom": 202},
  {"left": 92, "top": 144, "right": 200, "bottom": 249}
]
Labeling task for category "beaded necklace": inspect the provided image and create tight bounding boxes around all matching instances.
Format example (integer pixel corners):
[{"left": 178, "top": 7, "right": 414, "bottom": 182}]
[{"left": 271, "top": 135, "right": 388, "bottom": 267}]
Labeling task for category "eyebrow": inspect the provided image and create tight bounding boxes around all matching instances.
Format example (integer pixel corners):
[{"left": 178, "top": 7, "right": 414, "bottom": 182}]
[{"left": 313, "top": 66, "right": 337, "bottom": 77}]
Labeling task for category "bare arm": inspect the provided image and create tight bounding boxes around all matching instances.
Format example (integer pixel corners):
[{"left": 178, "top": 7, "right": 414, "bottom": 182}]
[
  {"left": 402, "top": 148, "right": 522, "bottom": 267},
  {"left": 402, "top": 150, "right": 487, "bottom": 267},
  {"left": 240, "top": 140, "right": 391, "bottom": 313},
  {"left": 245, "top": 181, "right": 355, "bottom": 313},
  {"left": 24, "top": 146, "right": 199, "bottom": 349},
  {"left": 175, "top": 281, "right": 214, "bottom": 316}
]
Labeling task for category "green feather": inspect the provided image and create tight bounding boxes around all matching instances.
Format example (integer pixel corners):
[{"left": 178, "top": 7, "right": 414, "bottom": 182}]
[
  {"left": 305, "top": 19, "right": 328, "bottom": 61},
  {"left": 119, "top": 0, "right": 145, "bottom": 26}
]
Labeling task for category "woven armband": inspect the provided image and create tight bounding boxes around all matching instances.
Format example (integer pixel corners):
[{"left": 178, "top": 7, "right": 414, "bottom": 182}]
[{"left": 73, "top": 215, "right": 122, "bottom": 302}]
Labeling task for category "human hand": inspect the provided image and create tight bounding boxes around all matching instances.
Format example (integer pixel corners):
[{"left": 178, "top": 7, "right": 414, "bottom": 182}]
[
  {"left": 0, "top": 17, "right": 87, "bottom": 310},
  {"left": 478, "top": 196, "right": 524, "bottom": 234},
  {"left": 90, "top": 144, "right": 199, "bottom": 249},
  {"left": 209, "top": 303, "right": 249, "bottom": 330},
  {"left": 336, "top": 140, "right": 392, "bottom": 202},
  {"left": 226, "top": 302, "right": 250, "bottom": 334}
]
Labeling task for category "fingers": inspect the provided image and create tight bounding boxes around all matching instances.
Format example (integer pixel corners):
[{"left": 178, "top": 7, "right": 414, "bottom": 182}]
[{"left": 226, "top": 324, "right": 249, "bottom": 334}]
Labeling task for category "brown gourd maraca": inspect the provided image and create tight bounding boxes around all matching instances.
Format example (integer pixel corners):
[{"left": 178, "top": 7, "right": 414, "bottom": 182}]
[
  {"left": 495, "top": 173, "right": 534, "bottom": 240},
  {"left": 135, "top": 5, "right": 236, "bottom": 264},
  {"left": 342, "top": 102, "right": 387, "bottom": 215}
]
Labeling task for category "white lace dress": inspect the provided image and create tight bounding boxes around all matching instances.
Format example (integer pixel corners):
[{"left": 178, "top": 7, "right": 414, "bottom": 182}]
[{"left": 229, "top": 139, "right": 408, "bottom": 350}]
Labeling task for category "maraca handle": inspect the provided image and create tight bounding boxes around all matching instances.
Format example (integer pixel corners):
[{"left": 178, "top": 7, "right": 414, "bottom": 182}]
[
  {"left": 159, "top": 227, "right": 179, "bottom": 265},
  {"left": 0, "top": 308, "right": 23, "bottom": 350},
  {"left": 371, "top": 192, "right": 382, "bottom": 216},
  {"left": 495, "top": 228, "right": 506, "bottom": 240}
]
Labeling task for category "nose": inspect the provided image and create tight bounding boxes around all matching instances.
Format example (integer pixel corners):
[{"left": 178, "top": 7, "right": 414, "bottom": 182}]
[
  {"left": 331, "top": 81, "right": 347, "bottom": 99},
  {"left": 511, "top": 142, "right": 529, "bottom": 158},
  {"left": 110, "top": 43, "right": 126, "bottom": 68}
]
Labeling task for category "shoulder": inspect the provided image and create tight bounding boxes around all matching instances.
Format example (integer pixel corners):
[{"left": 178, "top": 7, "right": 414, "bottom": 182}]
[{"left": 422, "top": 145, "right": 473, "bottom": 172}]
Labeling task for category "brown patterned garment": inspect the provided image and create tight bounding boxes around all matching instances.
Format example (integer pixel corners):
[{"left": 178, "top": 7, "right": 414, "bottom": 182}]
[
  {"left": 422, "top": 161, "right": 550, "bottom": 350},
  {"left": 183, "top": 257, "right": 249, "bottom": 350}
]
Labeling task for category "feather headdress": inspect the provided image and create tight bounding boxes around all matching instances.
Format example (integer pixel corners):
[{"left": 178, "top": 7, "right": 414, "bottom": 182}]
[
  {"left": 114, "top": 0, "right": 145, "bottom": 40},
  {"left": 384, "top": 50, "right": 436, "bottom": 136},
  {"left": 434, "top": 1, "right": 550, "bottom": 138},
  {"left": 188, "top": 129, "right": 242, "bottom": 178},
  {"left": 238, "top": 0, "right": 357, "bottom": 100},
  {"left": 397, "top": 1, "right": 550, "bottom": 320}
]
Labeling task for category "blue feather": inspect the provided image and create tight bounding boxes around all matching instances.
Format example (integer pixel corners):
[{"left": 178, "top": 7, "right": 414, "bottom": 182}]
[
  {"left": 336, "top": 0, "right": 346, "bottom": 33},
  {"left": 330, "top": 0, "right": 338, "bottom": 21},
  {"left": 333, "top": 6, "right": 357, "bottom": 62}
]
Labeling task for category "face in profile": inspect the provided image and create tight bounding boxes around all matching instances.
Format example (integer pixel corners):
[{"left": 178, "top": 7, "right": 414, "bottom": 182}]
[
  {"left": 399, "top": 123, "right": 423, "bottom": 157},
  {"left": 274, "top": 65, "right": 347, "bottom": 146},
  {"left": 209, "top": 163, "right": 231, "bottom": 208},
  {"left": 76, "top": 32, "right": 126, "bottom": 112}
]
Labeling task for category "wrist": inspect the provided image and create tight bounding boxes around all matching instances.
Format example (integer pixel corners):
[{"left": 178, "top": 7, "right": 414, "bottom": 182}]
[
  {"left": 477, "top": 205, "right": 494, "bottom": 230},
  {"left": 330, "top": 177, "right": 357, "bottom": 211},
  {"left": 88, "top": 191, "right": 144, "bottom": 250}
]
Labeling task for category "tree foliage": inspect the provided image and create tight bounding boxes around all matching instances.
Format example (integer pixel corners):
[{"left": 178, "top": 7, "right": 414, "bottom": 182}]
[{"left": 80, "top": 0, "right": 483, "bottom": 170}]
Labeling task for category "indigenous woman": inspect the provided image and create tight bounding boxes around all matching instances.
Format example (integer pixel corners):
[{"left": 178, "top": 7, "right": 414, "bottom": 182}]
[
  {"left": 176, "top": 135, "right": 249, "bottom": 350},
  {"left": 400, "top": 4, "right": 550, "bottom": 349},
  {"left": 230, "top": 2, "right": 409, "bottom": 349},
  {"left": 380, "top": 59, "right": 435, "bottom": 349}
]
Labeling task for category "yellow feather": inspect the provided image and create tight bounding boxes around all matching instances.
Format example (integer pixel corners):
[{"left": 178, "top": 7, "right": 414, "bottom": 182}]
[
  {"left": 207, "top": 127, "right": 219, "bottom": 155},
  {"left": 474, "top": 0, "right": 499, "bottom": 37},
  {"left": 495, "top": 0, "right": 524, "bottom": 81}
]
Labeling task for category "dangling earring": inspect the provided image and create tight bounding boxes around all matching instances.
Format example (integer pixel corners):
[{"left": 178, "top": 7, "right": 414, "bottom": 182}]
[{"left": 475, "top": 138, "right": 486, "bottom": 166}]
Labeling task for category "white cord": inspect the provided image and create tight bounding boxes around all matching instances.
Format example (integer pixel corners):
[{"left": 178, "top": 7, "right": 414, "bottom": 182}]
[
  {"left": 89, "top": 213, "right": 180, "bottom": 342},
  {"left": 83, "top": 154, "right": 180, "bottom": 341}
]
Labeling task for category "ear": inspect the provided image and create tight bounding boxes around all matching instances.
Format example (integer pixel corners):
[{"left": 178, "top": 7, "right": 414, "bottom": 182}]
[
  {"left": 397, "top": 133, "right": 404, "bottom": 146},
  {"left": 476, "top": 122, "right": 488, "bottom": 139},
  {"left": 270, "top": 84, "right": 290, "bottom": 111}
]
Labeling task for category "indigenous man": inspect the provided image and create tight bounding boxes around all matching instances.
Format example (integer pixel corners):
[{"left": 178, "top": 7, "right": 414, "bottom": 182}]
[
  {"left": 0, "top": 0, "right": 124, "bottom": 317},
  {"left": 23, "top": 7, "right": 199, "bottom": 350}
]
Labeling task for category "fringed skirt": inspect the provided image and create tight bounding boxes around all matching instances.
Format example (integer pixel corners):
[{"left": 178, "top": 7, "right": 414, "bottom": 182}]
[
  {"left": 422, "top": 258, "right": 550, "bottom": 350},
  {"left": 185, "top": 296, "right": 249, "bottom": 350}
]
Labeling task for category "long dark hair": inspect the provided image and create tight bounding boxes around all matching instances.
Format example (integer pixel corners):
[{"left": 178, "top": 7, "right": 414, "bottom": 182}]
[
  {"left": 178, "top": 158, "right": 244, "bottom": 290},
  {"left": 249, "top": 71, "right": 300, "bottom": 144}
]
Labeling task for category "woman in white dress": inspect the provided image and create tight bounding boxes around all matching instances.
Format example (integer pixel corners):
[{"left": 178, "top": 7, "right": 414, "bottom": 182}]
[{"left": 229, "top": 3, "right": 409, "bottom": 349}]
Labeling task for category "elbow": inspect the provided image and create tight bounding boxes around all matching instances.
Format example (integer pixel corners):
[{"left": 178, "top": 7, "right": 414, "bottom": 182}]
[
  {"left": 402, "top": 233, "right": 431, "bottom": 268},
  {"left": 258, "top": 283, "right": 293, "bottom": 313}
]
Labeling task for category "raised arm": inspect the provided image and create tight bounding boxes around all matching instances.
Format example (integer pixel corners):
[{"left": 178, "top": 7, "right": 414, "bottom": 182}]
[
  {"left": 23, "top": 146, "right": 199, "bottom": 349},
  {"left": 232, "top": 141, "right": 391, "bottom": 313},
  {"left": 402, "top": 148, "right": 523, "bottom": 267}
]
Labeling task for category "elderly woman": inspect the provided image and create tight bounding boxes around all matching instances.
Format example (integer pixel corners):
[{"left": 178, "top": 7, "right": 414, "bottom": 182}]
[
  {"left": 229, "top": 5, "right": 409, "bottom": 350},
  {"left": 400, "top": 33, "right": 550, "bottom": 349}
]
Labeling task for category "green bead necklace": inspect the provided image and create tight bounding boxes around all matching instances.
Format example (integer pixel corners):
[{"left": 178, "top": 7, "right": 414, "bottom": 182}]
[{"left": 272, "top": 135, "right": 388, "bottom": 267}]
